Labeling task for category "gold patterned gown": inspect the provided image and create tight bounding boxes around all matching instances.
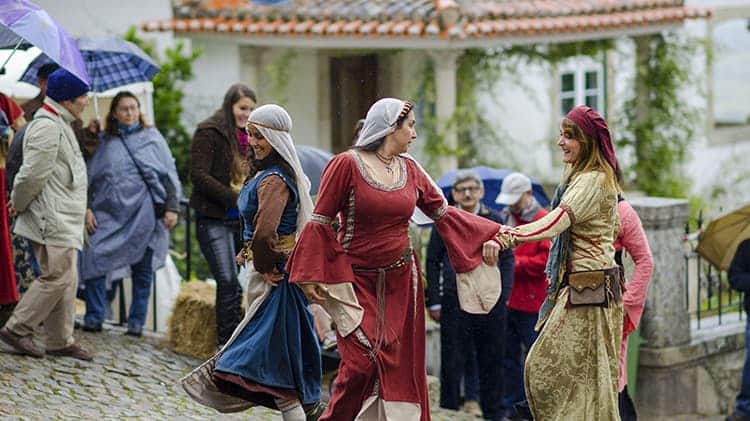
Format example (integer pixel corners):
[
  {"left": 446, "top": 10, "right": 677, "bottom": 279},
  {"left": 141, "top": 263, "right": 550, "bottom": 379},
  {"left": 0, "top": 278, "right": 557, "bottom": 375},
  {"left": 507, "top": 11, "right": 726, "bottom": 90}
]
[{"left": 497, "top": 171, "right": 622, "bottom": 421}]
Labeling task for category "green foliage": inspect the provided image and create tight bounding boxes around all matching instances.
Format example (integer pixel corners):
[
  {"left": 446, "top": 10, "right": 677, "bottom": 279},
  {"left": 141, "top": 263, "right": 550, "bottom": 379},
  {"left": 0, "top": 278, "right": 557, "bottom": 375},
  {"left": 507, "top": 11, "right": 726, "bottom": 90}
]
[
  {"left": 414, "top": 36, "right": 700, "bottom": 201},
  {"left": 265, "top": 50, "right": 296, "bottom": 107},
  {"left": 413, "top": 41, "right": 613, "bottom": 174},
  {"left": 123, "top": 26, "right": 201, "bottom": 187},
  {"left": 619, "top": 32, "right": 702, "bottom": 197}
]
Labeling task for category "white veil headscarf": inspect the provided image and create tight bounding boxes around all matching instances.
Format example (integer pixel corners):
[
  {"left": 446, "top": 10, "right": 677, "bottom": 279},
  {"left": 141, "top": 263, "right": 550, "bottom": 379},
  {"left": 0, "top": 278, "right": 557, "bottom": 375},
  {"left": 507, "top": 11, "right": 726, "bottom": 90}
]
[
  {"left": 355, "top": 98, "right": 443, "bottom": 225},
  {"left": 247, "top": 104, "right": 313, "bottom": 233}
]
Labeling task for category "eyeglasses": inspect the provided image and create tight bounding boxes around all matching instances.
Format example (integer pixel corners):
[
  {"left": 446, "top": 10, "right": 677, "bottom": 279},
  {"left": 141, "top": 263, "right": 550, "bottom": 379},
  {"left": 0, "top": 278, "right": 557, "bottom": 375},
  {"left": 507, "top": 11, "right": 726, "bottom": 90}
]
[{"left": 453, "top": 186, "right": 481, "bottom": 194}]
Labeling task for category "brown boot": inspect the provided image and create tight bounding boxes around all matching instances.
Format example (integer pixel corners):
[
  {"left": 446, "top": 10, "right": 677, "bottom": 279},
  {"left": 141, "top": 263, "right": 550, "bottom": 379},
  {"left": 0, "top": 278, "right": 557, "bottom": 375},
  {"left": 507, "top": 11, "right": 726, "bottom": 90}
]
[
  {"left": 0, "top": 327, "right": 44, "bottom": 358},
  {"left": 46, "top": 343, "right": 94, "bottom": 361}
]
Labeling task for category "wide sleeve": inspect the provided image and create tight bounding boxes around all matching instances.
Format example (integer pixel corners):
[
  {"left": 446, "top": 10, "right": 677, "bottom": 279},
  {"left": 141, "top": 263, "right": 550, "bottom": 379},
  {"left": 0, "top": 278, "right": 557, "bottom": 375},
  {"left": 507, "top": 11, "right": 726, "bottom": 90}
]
[
  {"left": 286, "top": 152, "right": 363, "bottom": 337},
  {"left": 411, "top": 161, "right": 504, "bottom": 314},
  {"left": 190, "top": 128, "right": 238, "bottom": 208},
  {"left": 496, "top": 171, "right": 605, "bottom": 248},
  {"left": 250, "top": 176, "right": 290, "bottom": 273},
  {"left": 287, "top": 153, "right": 356, "bottom": 285},
  {"left": 618, "top": 201, "right": 654, "bottom": 334}
]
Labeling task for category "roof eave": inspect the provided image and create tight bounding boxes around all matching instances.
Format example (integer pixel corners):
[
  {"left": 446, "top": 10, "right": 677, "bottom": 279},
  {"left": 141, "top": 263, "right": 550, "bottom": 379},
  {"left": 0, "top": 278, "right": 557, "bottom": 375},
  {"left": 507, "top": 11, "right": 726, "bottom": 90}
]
[{"left": 158, "top": 22, "right": 686, "bottom": 50}]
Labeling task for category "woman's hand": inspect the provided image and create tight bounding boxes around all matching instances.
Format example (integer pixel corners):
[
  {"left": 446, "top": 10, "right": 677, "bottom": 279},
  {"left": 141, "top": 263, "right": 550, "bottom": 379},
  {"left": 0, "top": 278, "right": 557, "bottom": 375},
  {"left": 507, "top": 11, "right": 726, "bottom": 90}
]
[
  {"left": 163, "top": 211, "right": 179, "bottom": 230},
  {"left": 262, "top": 269, "right": 284, "bottom": 287},
  {"left": 235, "top": 250, "right": 246, "bottom": 266},
  {"left": 301, "top": 283, "right": 328, "bottom": 305},
  {"left": 85, "top": 208, "right": 97, "bottom": 234},
  {"left": 482, "top": 240, "right": 501, "bottom": 266}
]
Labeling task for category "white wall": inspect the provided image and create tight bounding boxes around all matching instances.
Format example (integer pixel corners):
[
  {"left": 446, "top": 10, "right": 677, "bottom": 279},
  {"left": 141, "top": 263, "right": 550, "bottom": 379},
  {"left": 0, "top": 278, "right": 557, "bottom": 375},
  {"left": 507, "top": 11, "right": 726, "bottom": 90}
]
[{"left": 33, "top": 0, "right": 173, "bottom": 51}]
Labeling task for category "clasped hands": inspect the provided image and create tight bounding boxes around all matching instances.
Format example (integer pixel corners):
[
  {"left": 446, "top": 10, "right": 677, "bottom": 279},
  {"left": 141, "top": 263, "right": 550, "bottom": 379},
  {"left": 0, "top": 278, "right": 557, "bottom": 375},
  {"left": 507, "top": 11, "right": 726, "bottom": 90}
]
[{"left": 481, "top": 225, "right": 516, "bottom": 266}]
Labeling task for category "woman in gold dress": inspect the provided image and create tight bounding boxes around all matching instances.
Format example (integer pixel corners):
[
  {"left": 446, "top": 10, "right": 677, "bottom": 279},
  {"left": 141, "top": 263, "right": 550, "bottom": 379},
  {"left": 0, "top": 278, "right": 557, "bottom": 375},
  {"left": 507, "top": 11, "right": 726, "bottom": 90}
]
[{"left": 495, "top": 105, "right": 624, "bottom": 420}]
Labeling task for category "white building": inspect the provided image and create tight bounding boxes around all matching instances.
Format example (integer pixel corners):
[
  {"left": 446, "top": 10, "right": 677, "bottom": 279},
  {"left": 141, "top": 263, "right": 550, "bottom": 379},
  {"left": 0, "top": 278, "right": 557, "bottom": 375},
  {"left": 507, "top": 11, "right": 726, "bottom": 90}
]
[{"left": 142, "top": 0, "right": 737, "bottom": 199}]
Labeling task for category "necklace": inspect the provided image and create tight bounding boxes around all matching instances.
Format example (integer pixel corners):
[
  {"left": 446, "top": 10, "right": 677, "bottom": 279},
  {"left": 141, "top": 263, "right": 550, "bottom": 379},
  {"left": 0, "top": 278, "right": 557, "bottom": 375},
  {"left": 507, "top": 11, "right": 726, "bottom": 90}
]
[{"left": 375, "top": 151, "right": 395, "bottom": 174}]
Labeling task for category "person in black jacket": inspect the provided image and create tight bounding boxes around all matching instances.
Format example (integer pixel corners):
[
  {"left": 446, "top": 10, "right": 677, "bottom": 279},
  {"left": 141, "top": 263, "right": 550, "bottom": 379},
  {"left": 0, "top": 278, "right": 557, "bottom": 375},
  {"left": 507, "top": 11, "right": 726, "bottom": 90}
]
[
  {"left": 425, "top": 169, "right": 514, "bottom": 421},
  {"left": 728, "top": 239, "right": 750, "bottom": 421}
]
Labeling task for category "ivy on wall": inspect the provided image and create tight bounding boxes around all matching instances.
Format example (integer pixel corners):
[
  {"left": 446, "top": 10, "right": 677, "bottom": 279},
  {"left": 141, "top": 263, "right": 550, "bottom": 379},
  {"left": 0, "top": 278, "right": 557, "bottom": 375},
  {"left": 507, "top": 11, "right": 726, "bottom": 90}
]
[
  {"left": 619, "top": 32, "right": 704, "bottom": 197},
  {"left": 413, "top": 34, "right": 703, "bottom": 199},
  {"left": 412, "top": 40, "right": 613, "bottom": 175},
  {"left": 266, "top": 50, "right": 297, "bottom": 107}
]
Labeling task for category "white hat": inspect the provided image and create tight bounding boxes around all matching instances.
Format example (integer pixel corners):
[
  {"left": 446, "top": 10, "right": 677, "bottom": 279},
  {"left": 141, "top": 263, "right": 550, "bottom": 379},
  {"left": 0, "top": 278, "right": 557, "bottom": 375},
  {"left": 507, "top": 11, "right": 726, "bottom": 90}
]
[{"left": 495, "top": 172, "right": 532, "bottom": 205}]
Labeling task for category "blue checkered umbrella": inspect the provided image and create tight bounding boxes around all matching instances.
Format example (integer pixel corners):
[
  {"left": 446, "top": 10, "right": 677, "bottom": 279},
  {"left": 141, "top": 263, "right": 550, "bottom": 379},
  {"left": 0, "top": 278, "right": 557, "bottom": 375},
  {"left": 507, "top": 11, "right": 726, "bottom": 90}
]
[{"left": 19, "top": 36, "right": 159, "bottom": 92}]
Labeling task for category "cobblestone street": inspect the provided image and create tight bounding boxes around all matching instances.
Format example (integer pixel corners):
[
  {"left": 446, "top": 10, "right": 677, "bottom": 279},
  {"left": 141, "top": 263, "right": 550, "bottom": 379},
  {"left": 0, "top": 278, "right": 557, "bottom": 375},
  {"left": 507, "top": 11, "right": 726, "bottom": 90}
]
[{"left": 0, "top": 325, "right": 474, "bottom": 421}]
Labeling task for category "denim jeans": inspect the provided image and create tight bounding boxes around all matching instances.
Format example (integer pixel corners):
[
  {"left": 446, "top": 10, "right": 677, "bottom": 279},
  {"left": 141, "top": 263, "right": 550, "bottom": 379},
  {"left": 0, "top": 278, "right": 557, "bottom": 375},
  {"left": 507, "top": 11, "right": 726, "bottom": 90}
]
[
  {"left": 84, "top": 247, "right": 154, "bottom": 330},
  {"left": 502, "top": 308, "right": 539, "bottom": 410},
  {"left": 196, "top": 217, "right": 243, "bottom": 346},
  {"left": 736, "top": 318, "right": 750, "bottom": 416}
]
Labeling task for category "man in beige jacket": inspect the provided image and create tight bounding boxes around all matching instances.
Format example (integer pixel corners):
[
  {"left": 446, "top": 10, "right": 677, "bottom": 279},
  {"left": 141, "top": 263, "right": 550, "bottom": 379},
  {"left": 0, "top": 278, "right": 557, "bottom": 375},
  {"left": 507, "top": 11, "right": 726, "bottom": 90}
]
[{"left": 0, "top": 69, "right": 93, "bottom": 361}]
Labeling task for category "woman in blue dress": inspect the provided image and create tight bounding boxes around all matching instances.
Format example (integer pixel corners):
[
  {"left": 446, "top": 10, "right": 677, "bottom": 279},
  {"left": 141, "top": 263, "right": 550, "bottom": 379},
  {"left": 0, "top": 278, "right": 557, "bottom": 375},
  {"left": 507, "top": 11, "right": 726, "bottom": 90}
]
[{"left": 183, "top": 104, "right": 323, "bottom": 421}]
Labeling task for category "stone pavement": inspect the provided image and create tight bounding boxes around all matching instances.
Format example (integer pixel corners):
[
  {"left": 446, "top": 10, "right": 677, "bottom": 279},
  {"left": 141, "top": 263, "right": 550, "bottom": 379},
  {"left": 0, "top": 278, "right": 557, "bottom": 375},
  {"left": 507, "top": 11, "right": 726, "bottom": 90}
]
[{"left": 0, "top": 325, "right": 476, "bottom": 421}]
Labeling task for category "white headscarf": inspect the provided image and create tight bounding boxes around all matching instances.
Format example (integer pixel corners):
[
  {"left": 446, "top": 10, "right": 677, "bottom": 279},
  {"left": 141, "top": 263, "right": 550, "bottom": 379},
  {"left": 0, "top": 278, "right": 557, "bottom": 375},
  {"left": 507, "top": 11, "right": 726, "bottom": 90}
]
[
  {"left": 247, "top": 104, "right": 313, "bottom": 233},
  {"left": 356, "top": 98, "right": 444, "bottom": 225}
]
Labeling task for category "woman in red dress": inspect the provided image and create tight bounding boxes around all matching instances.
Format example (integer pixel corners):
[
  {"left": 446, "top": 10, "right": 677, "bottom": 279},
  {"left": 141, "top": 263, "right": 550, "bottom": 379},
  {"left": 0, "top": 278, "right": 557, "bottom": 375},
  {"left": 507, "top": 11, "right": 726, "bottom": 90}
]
[
  {"left": 0, "top": 109, "right": 19, "bottom": 314},
  {"left": 287, "top": 98, "right": 504, "bottom": 420}
]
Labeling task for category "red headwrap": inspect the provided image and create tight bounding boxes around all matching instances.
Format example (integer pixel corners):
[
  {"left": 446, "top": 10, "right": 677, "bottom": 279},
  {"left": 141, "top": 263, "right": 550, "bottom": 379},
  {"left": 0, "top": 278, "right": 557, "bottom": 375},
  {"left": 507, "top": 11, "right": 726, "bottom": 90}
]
[{"left": 565, "top": 105, "right": 618, "bottom": 174}]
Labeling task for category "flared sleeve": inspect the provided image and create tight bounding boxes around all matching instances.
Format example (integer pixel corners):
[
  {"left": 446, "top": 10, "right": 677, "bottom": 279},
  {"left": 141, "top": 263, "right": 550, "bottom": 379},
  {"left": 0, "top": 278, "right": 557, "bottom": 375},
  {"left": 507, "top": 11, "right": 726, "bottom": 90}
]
[
  {"left": 286, "top": 153, "right": 363, "bottom": 336},
  {"left": 411, "top": 160, "right": 504, "bottom": 314}
]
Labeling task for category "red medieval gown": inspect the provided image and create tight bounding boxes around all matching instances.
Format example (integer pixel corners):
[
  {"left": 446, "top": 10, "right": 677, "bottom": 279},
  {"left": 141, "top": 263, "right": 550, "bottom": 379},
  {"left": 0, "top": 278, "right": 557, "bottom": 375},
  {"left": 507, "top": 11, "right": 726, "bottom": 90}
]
[
  {"left": 0, "top": 168, "right": 18, "bottom": 305},
  {"left": 287, "top": 151, "right": 502, "bottom": 420}
]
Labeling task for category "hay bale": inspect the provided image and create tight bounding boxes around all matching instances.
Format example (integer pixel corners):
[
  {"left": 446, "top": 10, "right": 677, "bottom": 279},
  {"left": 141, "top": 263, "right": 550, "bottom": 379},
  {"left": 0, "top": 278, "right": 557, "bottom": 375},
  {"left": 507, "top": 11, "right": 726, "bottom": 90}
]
[{"left": 167, "top": 281, "right": 217, "bottom": 360}]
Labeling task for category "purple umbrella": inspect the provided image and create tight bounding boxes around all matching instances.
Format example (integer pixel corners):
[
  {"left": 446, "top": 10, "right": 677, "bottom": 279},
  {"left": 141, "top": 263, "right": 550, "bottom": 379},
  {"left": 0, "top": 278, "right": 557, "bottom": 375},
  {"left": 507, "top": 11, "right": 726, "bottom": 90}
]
[{"left": 0, "top": 0, "right": 89, "bottom": 85}]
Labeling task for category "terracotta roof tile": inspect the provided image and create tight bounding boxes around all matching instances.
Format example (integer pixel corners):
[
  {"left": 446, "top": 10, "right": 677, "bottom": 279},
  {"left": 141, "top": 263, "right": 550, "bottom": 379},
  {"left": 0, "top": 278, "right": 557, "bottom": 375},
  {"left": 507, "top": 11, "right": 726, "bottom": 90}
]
[{"left": 146, "top": 1, "right": 710, "bottom": 40}]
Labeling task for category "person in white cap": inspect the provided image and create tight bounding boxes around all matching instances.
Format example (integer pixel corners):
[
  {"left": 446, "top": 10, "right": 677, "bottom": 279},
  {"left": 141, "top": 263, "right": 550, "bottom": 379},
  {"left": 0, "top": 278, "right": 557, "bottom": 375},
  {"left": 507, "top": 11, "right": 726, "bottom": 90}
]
[{"left": 495, "top": 172, "right": 551, "bottom": 419}]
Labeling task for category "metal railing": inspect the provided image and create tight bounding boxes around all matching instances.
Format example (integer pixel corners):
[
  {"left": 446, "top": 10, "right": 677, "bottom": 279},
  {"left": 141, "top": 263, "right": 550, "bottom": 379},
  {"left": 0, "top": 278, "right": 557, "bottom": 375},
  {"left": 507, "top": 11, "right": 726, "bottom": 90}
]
[{"left": 684, "top": 214, "right": 743, "bottom": 330}]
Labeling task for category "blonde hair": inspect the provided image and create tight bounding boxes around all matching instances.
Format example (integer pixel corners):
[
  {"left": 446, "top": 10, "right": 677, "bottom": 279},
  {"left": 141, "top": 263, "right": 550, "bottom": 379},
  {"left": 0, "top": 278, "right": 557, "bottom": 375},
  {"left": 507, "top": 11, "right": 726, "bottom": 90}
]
[{"left": 561, "top": 118, "right": 620, "bottom": 193}]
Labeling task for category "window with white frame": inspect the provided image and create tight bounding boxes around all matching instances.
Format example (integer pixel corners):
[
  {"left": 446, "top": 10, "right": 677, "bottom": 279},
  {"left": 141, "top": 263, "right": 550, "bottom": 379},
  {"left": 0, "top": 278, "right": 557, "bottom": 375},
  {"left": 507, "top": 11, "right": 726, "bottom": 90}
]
[{"left": 559, "top": 64, "right": 605, "bottom": 117}]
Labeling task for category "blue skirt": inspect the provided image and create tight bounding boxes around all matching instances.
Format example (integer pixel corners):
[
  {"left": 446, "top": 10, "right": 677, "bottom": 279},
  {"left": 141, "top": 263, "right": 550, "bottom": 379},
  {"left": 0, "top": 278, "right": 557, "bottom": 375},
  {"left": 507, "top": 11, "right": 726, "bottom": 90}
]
[{"left": 214, "top": 272, "right": 321, "bottom": 406}]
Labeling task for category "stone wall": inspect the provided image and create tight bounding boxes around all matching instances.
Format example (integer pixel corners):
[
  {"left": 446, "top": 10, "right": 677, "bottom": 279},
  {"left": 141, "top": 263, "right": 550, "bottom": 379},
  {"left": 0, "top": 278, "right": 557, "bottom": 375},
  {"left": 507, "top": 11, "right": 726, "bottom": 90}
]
[{"left": 631, "top": 197, "right": 746, "bottom": 419}]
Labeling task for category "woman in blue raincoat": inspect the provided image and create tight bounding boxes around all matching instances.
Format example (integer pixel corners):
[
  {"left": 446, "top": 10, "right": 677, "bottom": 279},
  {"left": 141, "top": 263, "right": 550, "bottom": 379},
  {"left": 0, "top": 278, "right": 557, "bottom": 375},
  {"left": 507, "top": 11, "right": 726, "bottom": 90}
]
[{"left": 79, "top": 91, "right": 181, "bottom": 336}]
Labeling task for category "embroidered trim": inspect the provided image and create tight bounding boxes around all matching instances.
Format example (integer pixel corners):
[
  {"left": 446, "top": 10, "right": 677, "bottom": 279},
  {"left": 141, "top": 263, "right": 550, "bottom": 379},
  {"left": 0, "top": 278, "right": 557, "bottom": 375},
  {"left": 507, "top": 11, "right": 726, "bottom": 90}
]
[
  {"left": 354, "top": 328, "right": 373, "bottom": 349},
  {"left": 431, "top": 201, "right": 448, "bottom": 221},
  {"left": 247, "top": 120, "right": 288, "bottom": 132},
  {"left": 514, "top": 207, "right": 568, "bottom": 238},
  {"left": 341, "top": 190, "right": 356, "bottom": 251},
  {"left": 311, "top": 213, "right": 333, "bottom": 225},
  {"left": 559, "top": 203, "right": 576, "bottom": 225},
  {"left": 350, "top": 150, "right": 407, "bottom": 191}
]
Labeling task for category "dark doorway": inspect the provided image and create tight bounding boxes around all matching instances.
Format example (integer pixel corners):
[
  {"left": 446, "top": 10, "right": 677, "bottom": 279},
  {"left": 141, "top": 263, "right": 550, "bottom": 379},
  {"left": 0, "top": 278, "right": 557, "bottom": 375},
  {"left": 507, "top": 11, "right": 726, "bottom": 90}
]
[{"left": 329, "top": 55, "right": 379, "bottom": 153}]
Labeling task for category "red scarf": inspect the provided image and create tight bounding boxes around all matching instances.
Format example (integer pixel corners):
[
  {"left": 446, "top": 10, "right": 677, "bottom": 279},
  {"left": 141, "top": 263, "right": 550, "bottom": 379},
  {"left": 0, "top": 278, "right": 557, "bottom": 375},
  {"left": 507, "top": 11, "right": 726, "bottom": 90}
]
[{"left": 565, "top": 105, "right": 618, "bottom": 174}]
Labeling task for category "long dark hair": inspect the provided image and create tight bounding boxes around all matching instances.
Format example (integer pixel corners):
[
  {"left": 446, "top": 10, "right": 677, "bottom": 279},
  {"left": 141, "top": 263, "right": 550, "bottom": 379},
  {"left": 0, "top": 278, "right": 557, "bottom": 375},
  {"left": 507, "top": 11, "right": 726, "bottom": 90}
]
[
  {"left": 221, "top": 83, "right": 257, "bottom": 134},
  {"left": 105, "top": 91, "right": 147, "bottom": 137},
  {"left": 351, "top": 100, "right": 414, "bottom": 152}
]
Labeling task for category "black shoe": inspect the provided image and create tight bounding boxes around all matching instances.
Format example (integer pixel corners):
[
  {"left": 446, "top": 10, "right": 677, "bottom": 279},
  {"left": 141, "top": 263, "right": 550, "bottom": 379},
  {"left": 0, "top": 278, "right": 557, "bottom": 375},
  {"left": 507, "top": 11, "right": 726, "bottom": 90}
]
[
  {"left": 125, "top": 326, "right": 142, "bottom": 337},
  {"left": 82, "top": 324, "right": 102, "bottom": 332}
]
